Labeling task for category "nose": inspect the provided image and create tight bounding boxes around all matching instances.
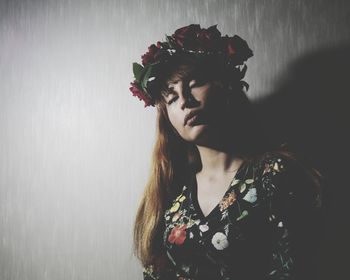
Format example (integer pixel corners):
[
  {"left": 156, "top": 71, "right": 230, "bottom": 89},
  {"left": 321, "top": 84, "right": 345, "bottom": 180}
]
[
  {"left": 178, "top": 84, "right": 194, "bottom": 110},
  {"left": 180, "top": 95, "right": 192, "bottom": 110}
]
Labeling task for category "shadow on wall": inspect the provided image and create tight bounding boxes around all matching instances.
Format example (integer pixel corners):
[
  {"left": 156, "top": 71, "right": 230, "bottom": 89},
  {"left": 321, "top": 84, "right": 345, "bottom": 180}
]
[{"left": 255, "top": 42, "right": 350, "bottom": 280}]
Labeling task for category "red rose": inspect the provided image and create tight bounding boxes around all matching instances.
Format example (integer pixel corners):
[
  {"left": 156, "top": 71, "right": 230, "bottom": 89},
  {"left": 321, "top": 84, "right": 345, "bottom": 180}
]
[
  {"left": 222, "top": 35, "right": 253, "bottom": 61},
  {"left": 129, "top": 81, "right": 153, "bottom": 107},
  {"left": 222, "top": 36, "right": 236, "bottom": 57},
  {"left": 197, "top": 25, "right": 221, "bottom": 51},
  {"left": 172, "top": 24, "right": 201, "bottom": 48},
  {"left": 141, "top": 44, "right": 161, "bottom": 65},
  {"left": 168, "top": 224, "right": 187, "bottom": 245}
]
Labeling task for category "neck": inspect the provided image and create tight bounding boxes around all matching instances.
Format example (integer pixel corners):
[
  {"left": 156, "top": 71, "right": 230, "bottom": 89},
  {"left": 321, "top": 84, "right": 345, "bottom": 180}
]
[
  {"left": 196, "top": 144, "right": 243, "bottom": 177},
  {"left": 194, "top": 114, "right": 245, "bottom": 177}
]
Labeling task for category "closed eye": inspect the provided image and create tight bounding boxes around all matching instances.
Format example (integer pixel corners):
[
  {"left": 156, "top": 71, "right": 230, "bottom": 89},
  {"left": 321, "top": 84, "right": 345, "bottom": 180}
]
[{"left": 167, "top": 96, "right": 178, "bottom": 105}]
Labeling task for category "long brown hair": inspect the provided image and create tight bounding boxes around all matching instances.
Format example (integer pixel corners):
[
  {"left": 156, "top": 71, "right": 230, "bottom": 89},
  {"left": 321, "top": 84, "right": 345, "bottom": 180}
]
[
  {"left": 133, "top": 99, "right": 197, "bottom": 268},
  {"left": 132, "top": 58, "right": 323, "bottom": 269}
]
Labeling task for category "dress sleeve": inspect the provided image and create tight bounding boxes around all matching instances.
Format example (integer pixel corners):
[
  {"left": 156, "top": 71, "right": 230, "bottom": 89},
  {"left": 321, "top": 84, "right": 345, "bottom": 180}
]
[
  {"left": 142, "top": 261, "right": 179, "bottom": 280},
  {"left": 142, "top": 259, "right": 179, "bottom": 280},
  {"left": 143, "top": 265, "right": 161, "bottom": 280},
  {"left": 261, "top": 155, "right": 322, "bottom": 280}
]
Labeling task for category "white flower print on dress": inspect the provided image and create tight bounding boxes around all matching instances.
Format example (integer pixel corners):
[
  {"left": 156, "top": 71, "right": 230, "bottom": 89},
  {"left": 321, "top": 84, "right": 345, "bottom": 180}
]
[
  {"left": 245, "top": 179, "right": 254, "bottom": 184},
  {"left": 211, "top": 232, "right": 229, "bottom": 250},
  {"left": 243, "top": 187, "right": 257, "bottom": 203},
  {"left": 199, "top": 224, "right": 209, "bottom": 232},
  {"left": 230, "top": 179, "right": 240, "bottom": 186}
]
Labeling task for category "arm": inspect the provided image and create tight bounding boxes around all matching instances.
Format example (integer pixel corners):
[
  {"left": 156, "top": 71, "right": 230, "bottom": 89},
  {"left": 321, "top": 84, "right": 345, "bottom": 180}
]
[
  {"left": 262, "top": 155, "right": 322, "bottom": 279},
  {"left": 142, "top": 258, "right": 179, "bottom": 280},
  {"left": 143, "top": 265, "right": 160, "bottom": 280}
]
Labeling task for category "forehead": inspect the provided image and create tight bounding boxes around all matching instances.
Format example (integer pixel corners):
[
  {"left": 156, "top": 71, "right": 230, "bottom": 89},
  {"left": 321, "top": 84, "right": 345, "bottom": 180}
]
[
  {"left": 156, "top": 57, "right": 219, "bottom": 104},
  {"left": 161, "top": 68, "right": 207, "bottom": 95}
]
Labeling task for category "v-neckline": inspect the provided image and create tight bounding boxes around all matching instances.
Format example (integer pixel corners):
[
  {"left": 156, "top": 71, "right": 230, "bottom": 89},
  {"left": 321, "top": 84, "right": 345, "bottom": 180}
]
[{"left": 190, "top": 161, "right": 248, "bottom": 220}]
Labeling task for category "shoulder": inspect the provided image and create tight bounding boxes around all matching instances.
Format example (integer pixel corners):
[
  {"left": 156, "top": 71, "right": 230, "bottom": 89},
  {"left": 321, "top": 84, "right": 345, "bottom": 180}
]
[
  {"left": 257, "top": 151, "right": 318, "bottom": 186},
  {"left": 250, "top": 151, "right": 298, "bottom": 192},
  {"left": 256, "top": 150, "right": 322, "bottom": 221},
  {"left": 259, "top": 152, "right": 287, "bottom": 177}
]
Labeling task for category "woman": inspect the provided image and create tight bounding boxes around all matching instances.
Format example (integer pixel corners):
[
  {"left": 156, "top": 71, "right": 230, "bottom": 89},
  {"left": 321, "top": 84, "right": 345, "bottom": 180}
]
[{"left": 130, "top": 24, "right": 322, "bottom": 280}]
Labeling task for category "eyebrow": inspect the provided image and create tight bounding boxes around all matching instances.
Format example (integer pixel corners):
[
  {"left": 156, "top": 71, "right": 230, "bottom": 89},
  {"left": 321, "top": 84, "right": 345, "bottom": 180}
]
[
  {"left": 162, "top": 90, "right": 175, "bottom": 100},
  {"left": 166, "top": 73, "right": 200, "bottom": 87},
  {"left": 163, "top": 74, "right": 204, "bottom": 98},
  {"left": 160, "top": 87, "right": 174, "bottom": 99},
  {"left": 166, "top": 79, "right": 180, "bottom": 87},
  {"left": 162, "top": 79, "right": 180, "bottom": 97}
]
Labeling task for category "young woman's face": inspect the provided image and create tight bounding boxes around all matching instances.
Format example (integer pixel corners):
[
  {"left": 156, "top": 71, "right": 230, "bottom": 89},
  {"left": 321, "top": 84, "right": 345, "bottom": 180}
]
[{"left": 162, "top": 71, "right": 227, "bottom": 144}]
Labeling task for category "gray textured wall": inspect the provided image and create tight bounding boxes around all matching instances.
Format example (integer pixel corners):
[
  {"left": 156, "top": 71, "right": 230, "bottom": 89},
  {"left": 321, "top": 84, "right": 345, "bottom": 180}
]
[{"left": 0, "top": 0, "right": 349, "bottom": 279}]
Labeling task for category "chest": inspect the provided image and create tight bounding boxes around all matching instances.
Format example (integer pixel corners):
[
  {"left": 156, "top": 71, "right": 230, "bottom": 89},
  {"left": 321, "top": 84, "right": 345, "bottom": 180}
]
[
  {"left": 164, "top": 173, "right": 268, "bottom": 247},
  {"left": 160, "top": 156, "right": 293, "bottom": 279},
  {"left": 195, "top": 176, "right": 235, "bottom": 218},
  {"left": 162, "top": 179, "right": 272, "bottom": 278}
]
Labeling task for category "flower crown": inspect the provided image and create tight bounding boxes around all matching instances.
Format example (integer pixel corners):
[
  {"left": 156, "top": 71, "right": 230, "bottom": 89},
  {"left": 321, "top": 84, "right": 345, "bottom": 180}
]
[{"left": 129, "top": 24, "right": 253, "bottom": 107}]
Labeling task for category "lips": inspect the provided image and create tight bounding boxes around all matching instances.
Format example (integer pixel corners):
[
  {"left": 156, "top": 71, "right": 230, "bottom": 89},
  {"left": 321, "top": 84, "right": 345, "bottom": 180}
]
[{"left": 184, "top": 110, "right": 202, "bottom": 126}]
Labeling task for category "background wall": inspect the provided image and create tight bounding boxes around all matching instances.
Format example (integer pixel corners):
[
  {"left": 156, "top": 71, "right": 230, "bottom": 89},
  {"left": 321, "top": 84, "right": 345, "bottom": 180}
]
[{"left": 0, "top": 0, "right": 349, "bottom": 279}]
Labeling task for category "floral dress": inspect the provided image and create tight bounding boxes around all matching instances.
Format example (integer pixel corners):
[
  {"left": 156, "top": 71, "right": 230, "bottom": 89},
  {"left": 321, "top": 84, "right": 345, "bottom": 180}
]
[{"left": 143, "top": 154, "right": 322, "bottom": 280}]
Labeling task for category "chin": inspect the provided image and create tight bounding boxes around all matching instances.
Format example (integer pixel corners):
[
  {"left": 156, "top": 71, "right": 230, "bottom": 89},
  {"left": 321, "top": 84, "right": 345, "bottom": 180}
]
[{"left": 182, "top": 124, "right": 210, "bottom": 143}]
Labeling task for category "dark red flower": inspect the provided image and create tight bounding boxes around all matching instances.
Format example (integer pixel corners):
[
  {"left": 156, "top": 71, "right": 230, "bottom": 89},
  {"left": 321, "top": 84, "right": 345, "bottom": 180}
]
[
  {"left": 129, "top": 81, "right": 153, "bottom": 107},
  {"left": 168, "top": 224, "right": 187, "bottom": 245},
  {"left": 222, "top": 35, "right": 253, "bottom": 61},
  {"left": 141, "top": 44, "right": 161, "bottom": 66},
  {"left": 222, "top": 36, "right": 236, "bottom": 57},
  {"left": 197, "top": 25, "right": 221, "bottom": 51},
  {"left": 130, "top": 25, "right": 253, "bottom": 108},
  {"left": 172, "top": 24, "right": 201, "bottom": 48}
]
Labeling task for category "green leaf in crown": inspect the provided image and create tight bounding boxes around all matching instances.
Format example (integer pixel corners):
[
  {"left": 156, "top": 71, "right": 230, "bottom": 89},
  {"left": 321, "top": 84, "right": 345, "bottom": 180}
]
[{"left": 132, "top": 62, "right": 144, "bottom": 82}]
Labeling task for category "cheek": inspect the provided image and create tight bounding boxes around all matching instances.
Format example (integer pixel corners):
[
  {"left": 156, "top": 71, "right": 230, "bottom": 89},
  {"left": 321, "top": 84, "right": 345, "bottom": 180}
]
[
  {"left": 167, "top": 110, "right": 183, "bottom": 132},
  {"left": 197, "top": 92, "right": 218, "bottom": 117},
  {"left": 198, "top": 85, "right": 223, "bottom": 106}
]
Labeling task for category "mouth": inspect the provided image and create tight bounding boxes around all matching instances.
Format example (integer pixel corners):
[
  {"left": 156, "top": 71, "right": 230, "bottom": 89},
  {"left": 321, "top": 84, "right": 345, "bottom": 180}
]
[{"left": 184, "top": 110, "right": 202, "bottom": 126}]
